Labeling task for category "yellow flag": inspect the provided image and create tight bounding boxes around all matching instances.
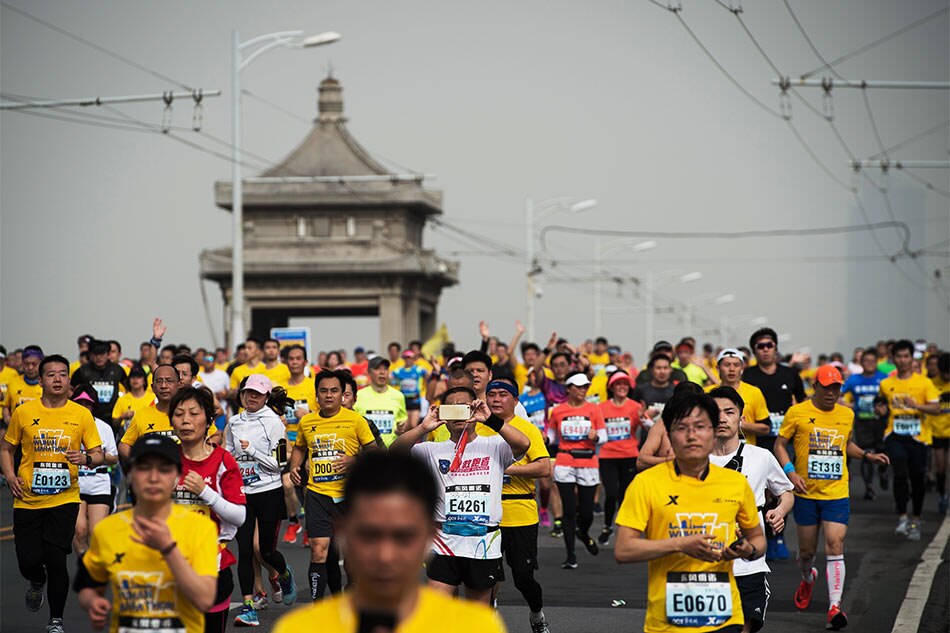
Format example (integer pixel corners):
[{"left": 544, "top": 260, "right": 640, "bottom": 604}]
[{"left": 421, "top": 323, "right": 450, "bottom": 360}]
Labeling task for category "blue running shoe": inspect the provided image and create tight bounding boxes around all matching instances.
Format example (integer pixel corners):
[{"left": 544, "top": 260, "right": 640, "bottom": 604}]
[
  {"left": 775, "top": 536, "right": 790, "bottom": 560},
  {"left": 234, "top": 601, "right": 259, "bottom": 627},
  {"left": 279, "top": 565, "right": 298, "bottom": 606}
]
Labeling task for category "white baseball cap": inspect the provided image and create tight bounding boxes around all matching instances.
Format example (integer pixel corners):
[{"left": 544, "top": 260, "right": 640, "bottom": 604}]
[
  {"left": 716, "top": 348, "right": 746, "bottom": 364},
  {"left": 565, "top": 373, "right": 591, "bottom": 387}
]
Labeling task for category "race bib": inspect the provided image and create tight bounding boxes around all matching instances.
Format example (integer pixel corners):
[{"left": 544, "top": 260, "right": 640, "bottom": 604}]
[
  {"left": 586, "top": 394, "right": 601, "bottom": 404},
  {"left": 238, "top": 458, "right": 260, "bottom": 485},
  {"left": 893, "top": 415, "right": 921, "bottom": 436},
  {"left": 399, "top": 378, "right": 419, "bottom": 396},
  {"left": 561, "top": 416, "right": 592, "bottom": 441},
  {"left": 606, "top": 417, "right": 632, "bottom": 441},
  {"left": 768, "top": 412, "right": 784, "bottom": 436},
  {"left": 284, "top": 399, "right": 310, "bottom": 425},
  {"left": 311, "top": 449, "right": 344, "bottom": 483},
  {"left": 365, "top": 410, "right": 395, "bottom": 435},
  {"left": 856, "top": 394, "right": 877, "bottom": 419},
  {"left": 118, "top": 616, "right": 185, "bottom": 633},
  {"left": 807, "top": 449, "right": 843, "bottom": 480},
  {"left": 31, "top": 462, "right": 71, "bottom": 495},
  {"left": 666, "top": 571, "right": 732, "bottom": 627},
  {"left": 445, "top": 484, "right": 490, "bottom": 525},
  {"left": 528, "top": 409, "right": 545, "bottom": 431},
  {"left": 92, "top": 381, "right": 115, "bottom": 404}
]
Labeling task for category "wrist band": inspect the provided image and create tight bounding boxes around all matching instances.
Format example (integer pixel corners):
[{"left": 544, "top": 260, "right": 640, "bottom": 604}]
[
  {"left": 159, "top": 541, "right": 177, "bottom": 556},
  {"left": 149, "top": 336, "right": 163, "bottom": 348},
  {"left": 782, "top": 462, "right": 795, "bottom": 475},
  {"left": 482, "top": 414, "right": 504, "bottom": 433},
  {"left": 542, "top": 347, "right": 551, "bottom": 355}
]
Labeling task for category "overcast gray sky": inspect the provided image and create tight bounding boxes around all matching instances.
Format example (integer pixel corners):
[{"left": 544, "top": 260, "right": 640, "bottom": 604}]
[{"left": 1, "top": 0, "right": 947, "bottom": 362}]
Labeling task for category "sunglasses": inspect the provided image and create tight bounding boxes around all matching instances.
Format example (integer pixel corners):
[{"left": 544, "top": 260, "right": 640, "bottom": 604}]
[{"left": 755, "top": 341, "right": 775, "bottom": 350}]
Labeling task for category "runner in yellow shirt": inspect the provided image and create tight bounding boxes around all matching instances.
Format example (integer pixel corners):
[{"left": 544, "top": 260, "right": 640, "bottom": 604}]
[
  {"left": 4, "top": 345, "right": 44, "bottom": 425},
  {"left": 0, "top": 346, "right": 18, "bottom": 407},
  {"left": 614, "top": 389, "right": 765, "bottom": 633},
  {"left": 874, "top": 339, "right": 941, "bottom": 539},
  {"left": 930, "top": 353, "right": 950, "bottom": 514},
  {"left": 707, "top": 349, "right": 770, "bottom": 446},
  {"left": 111, "top": 366, "right": 154, "bottom": 429},
  {"left": 274, "top": 450, "right": 505, "bottom": 633},
  {"left": 288, "top": 369, "right": 377, "bottom": 602},
  {"left": 775, "top": 365, "right": 889, "bottom": 630},
  {"left": 278, "top": 344, "right": 318, "bottom": 544},
  {"left": 118, "top": 364, "right": 181, "bottom": 464},
  {"left": 354, "top": 356, "right": 408, "bottom": 446},
  {"left": 229, "top": 338, "right": 267, "bottom": 395},
  {"left": 1, "top": 354, "right": 104, "bottom": 633}
]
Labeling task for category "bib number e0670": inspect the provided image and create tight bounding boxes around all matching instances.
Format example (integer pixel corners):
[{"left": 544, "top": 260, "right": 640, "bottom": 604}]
[{"left": 666, "top": 571, "right": 732, "bottom": 627}]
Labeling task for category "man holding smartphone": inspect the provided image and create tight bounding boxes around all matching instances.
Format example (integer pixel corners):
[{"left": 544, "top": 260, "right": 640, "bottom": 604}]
[
  {"left": 392, "top": 387, "right": 529, "bottom": 604},
  {"left": 273, "top": 451, "right": 506, "bottom": 632}
]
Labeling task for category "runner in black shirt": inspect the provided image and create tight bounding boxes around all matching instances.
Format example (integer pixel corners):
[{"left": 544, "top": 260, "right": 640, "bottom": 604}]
[{"left": 70, "top": 340, "right": 126, "bottom": 432}]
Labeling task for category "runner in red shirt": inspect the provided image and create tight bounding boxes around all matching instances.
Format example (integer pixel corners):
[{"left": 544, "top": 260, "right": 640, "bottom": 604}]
[
  {"left": 169, "top": 386, "right": 246, "bottom": 633},
  {"left": 546, "top": 372, "right": 606, "bottom": 569},
  {"left": 597, "top": 371, "right": 643, "bottom": 546}
]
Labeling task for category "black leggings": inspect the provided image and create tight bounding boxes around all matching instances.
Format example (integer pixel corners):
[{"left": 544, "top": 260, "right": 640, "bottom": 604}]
[
  {"left": 885, "top": 435, "right": 928, "bottom": 517},
  {"left": 599, "top": 457, "right": 637, "bottom": 528},
  {"left": 236, "top": 488, "right": 287, "bottom": 596},
  {"left": 556, "top": 482, "right": 596, "bottom": 556}
]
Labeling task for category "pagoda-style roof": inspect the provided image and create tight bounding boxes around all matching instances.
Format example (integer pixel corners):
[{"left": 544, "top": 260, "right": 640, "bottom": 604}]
[{"left": 215, "top": 76, "right": 441, "bottom": 214}]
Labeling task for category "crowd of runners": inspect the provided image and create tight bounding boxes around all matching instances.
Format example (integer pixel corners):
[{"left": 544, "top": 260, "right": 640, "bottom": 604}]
[{"left": 1, "top": 318, "right": 947, "bottom": 633}]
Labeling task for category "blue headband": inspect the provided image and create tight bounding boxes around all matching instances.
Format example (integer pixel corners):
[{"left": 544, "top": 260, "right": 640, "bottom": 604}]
[{"left": 486, "top": 380, "right": 519, "bottom": 399}]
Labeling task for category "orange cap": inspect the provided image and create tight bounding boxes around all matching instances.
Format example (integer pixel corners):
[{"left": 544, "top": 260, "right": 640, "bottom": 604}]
[{"left": 815, "top": 364, "right": 843, "bottom": 387}]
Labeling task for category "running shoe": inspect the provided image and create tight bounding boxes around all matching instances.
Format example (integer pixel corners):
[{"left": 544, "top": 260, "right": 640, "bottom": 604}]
[
  {"left": 578, "top": 529, "right": 599, "bottom": 556},
  {"left": 251, "top": 591, "right": 269, "bottom": 611},
  {"left": 598, "top": 526, "right": 613, "bottom": 546},
  {"left": 561, "top": 555, "right": 578, "bottom": 570},
  {"left": 895, "top": 516, "right": 909, "bottom": 536},
  {"left": 234, "top": 602, "right": 260, "bottom": 627},
  {"left": 25, "top": 582, "right": 44, "bottom": 613},
  {"left": 46, "top": 619, "right": 64, "bottom": 633},
  {"left": 268, "top": 574, "right": 283, "bottom": 604},
  {"left": 826, "top": 604, "right": 848, "bottom": 630},
  {"left": 773, "top": 536, "right": 789, "bottom": 560},
  {"left": 539, "top": 508, "right": 552, "bottom": 528},
  {"left": 550, "top": 519, "right": 563, "bottom": 538},
  {"left": 907, "top": 521, "right": 921, "bottom": 541},
  {"left": 302, "top": 536, "right": 310, "bottom": 547},
  {"left": 765, "top": 539, "right": 777, "bottom": 561},
  {"left": 938, "top": 495, "right": 948, "bottom": 515},
  {"left": 793, "top": 567, "right": 817, "bottom": 610},
  {"left": 283, "top": 522, "right": 302, "bottom": 543},
  {"left": 278, "top": 565, "right": 298, "bottom": 606},
  {"left": 530, "top": 613, "right": 552, "bottom": 633}
]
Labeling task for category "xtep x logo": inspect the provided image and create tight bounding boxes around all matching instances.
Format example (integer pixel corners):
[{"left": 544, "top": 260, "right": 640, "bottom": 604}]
[
  {"left": 665, "top": 495, "right": 680, "bottom": 506},
  {"left": 31, "top": 419, "right": 40, "bottom": 426}
]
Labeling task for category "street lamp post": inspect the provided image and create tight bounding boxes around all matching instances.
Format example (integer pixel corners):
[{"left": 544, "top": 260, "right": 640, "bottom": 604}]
[
  {"left": 230, "top": 29, "right": 340, "bottom": 351},
  {"left": 643, "top": 270, "right": 703, "bottom": 346},
  {"left": 524, "top": 197, "right": 597, "bottom": 341}
]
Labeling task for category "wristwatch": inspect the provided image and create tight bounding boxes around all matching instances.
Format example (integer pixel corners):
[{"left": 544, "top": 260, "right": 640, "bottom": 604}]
[{"left": 85, "top": 454, "right": 93, "bottom": 467}]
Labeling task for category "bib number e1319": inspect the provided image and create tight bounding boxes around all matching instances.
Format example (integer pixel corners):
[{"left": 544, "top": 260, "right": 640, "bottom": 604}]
[{"left": 807, "top": 449, "right": 843, "bottom": 480}]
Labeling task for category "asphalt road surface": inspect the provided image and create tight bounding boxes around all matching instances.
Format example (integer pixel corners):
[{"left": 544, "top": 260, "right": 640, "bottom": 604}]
[{"left": 1, "top": 477, "right": 947, "bottom": 633}]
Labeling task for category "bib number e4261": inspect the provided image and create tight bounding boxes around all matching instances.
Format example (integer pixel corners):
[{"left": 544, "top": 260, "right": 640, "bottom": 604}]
[
  {"left": 666, "top": 571, "right": 732, "bottom": 627},
  {"left": 445, "top": 484, "right": 491, "bottom": 525}
]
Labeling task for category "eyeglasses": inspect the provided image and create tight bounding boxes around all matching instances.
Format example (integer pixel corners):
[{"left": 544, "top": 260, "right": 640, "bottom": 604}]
[
  {"left": 670, "top": 423, "right": 715, "bottom": 435},
  {"left": 755, "top": 341, "right": 775, "bottom": 350}
]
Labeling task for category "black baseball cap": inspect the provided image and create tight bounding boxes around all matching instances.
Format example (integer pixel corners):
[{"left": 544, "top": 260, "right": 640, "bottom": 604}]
[
  {"left": 652, "top": 340, "right": 674, "bottom": 353},
  {"left": 368, "top": 356, "right": 390, "bottom": 369},
  {"left": 129, "top": 435, "right": 181, "bottom": 470}
]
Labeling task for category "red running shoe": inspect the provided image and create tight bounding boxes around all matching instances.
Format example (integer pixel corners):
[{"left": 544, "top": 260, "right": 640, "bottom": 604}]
[
  {"left": 826, "top": 604, "right": 848, "bottom": 630},
  {"left": 793, "top": 567, "right": 817, "bottom": 610},
  {"left": 283, "top": 523, "right": 301, "bottom": 543}
]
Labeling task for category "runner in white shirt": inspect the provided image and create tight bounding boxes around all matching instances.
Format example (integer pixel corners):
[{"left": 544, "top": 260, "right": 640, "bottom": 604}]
[
  {"left": 198, "top": 353, "right": 230, "bottom": 417},
  {"left": 70, "top": 385, "right": 120, "bottom": 555},
  {"left": 392, "top": 386, "right": 529, "bottom": 604},
  {"left": 708, "top": 386, "right": 795, "bottom": 633}
]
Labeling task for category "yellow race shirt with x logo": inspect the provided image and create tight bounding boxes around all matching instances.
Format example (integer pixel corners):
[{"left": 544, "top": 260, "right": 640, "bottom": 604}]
[
  {"left": 295, "top": 407, "right": 375, "bottom": 499},
  {"left": 779, "top": 400, "right": 854, "bottom": 500},
  {"left": 4, "top": 399, "right": 101, "bottom": 509}
]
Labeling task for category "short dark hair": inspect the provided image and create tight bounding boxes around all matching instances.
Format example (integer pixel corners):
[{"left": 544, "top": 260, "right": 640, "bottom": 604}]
[
  {"left": 549, "top": 351, "right": 572, "bottom": 366},
  {"left": 892, "top": 339, "right": 914, "bottom": 356},
  {"left": 708, "top": 385, "right": 745, "bottom": 412},
  {"left": 171, "top": 354, "right": 199, "bottom": 377},
  {"left": 521, "top": 342, "right": 540, "bottom": 355},
  {"left": 284, "top": 344, "right": 307, "bottom": 360},
  {"left": 160, "top": 344, "right": 177, "bottom": 356},
  {"left": 245, "top": 337, "right": 263, "bottom": 348},
  {"left": 462, "top": 350, "right": 492, "bottom": 371},
  {"left": 38, "top": 354, "right": 69, "bottom": 375},
  {"left": 446, "top": 368, "right": 474, "bottom": 388},
  {"left": 861, "top": 348, "right": 878, "bottom": 360},
  {"left": 314, "top": 369, "right": 348, "bottom": 391},
  {"left": 648, "top": 353, "right": 672, "bottom": 370},
  {"left": 595, "top": 337, "right": 608, "bottom": 345},
  {"left": 388, "top": 341, "right": 402, "bottom": 351},
  {"left": 662, "top": 391, "right": 721, "bottom": 431},
  {"left": 343, "top": 451, "right": 438, "bottom": 519},
  {"left": 749, "top": 327, "right": 778, "bottom": 349},
  {"left": 340, "top": 372, "right": 358, "bottom": 396},
  {"left": 938, "top": 352, "right": 949, "bottom": 374},
  {"left": 263, "top": 338, "right": 280, "bottom": 348},
  {"left": 673, "top": 381, "right": 703, "bottom": 396},
  {"left": 167, "top": 386, "right": 216, "bottom": 432},
  {"left": 108, "top": 340, "right": 121, "bottom": 353},
  {"left": 442, "top": 386, "right": 477, "bottom": 402},
  {"left": 152, "top": 363, "right": 181, "bottom": 381}
]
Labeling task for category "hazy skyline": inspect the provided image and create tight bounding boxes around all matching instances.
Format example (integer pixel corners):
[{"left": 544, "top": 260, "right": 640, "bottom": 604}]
[{"left": 2, "top": 0, "right": 947, "bottom": 361}]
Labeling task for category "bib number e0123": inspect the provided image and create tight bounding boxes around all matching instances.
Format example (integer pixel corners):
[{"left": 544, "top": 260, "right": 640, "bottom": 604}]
[
  {"left": 807, "top": 450, "right": 843, "bottom": 480},
  {"left": 666, "top": 571, "right": 732, "bottom": 627},
  {"left": 31, "top": 462, "right": 70, "bottom": 495}
]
